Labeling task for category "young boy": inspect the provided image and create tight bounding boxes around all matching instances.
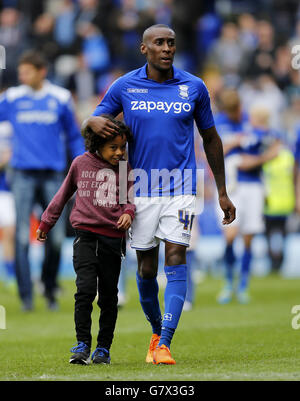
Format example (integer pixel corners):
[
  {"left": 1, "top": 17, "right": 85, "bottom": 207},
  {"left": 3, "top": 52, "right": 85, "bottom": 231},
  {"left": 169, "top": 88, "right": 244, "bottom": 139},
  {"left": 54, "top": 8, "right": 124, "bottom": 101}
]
[{"left": 37, "top": 115, "right": 135, "bottom": 365}]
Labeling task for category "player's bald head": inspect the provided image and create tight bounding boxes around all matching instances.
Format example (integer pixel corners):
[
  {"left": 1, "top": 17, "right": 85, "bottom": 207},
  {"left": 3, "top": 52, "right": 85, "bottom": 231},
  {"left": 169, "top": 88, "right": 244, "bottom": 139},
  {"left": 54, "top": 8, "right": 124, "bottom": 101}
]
[{"left": 142, "top": 24, "right": 175, "bottom": 44}]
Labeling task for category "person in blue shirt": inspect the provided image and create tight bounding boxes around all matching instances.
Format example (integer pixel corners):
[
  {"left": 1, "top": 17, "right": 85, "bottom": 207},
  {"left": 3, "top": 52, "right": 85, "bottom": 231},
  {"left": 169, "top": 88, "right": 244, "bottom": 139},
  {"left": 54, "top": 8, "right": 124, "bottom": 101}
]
[
  {"left": 0, "top": 50, "right": 85, "bottom": 311},
  {"left": 215, "top": 89, "right": 280, "bottom": 304},
  {"left": 82, "top": 24, "right": 236, "bottom": 365}
]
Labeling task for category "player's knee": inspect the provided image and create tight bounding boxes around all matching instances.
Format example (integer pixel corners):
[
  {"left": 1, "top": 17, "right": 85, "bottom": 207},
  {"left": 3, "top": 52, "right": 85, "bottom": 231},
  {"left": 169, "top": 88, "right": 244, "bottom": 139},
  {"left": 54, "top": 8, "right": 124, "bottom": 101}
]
[
  {"left": 138, "top": 265, "right": 157, "bottom": 280},
  {"left": 165, "top": 250, "right": 186, "bottom": 266}
]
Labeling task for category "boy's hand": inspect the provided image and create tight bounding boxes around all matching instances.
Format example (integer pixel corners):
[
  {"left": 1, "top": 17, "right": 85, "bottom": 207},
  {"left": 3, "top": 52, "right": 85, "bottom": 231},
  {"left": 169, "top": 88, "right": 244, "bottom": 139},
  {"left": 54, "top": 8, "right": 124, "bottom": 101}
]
[
  {"left": 117, "top": 214, "right": 132, "bottom": 230},
  {"left": 36, "top": 229, "right": 47, "bottom": 242}
]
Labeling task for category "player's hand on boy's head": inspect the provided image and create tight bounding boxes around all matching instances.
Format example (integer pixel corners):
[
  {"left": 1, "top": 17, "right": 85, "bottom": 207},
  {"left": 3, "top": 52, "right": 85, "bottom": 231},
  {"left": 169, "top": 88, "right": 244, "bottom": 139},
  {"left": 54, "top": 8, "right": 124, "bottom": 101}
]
[
  {"left": 36, "top": 229, "right": 47, "bottom": 242},
  {"left": 89, "top": 116, "right": 119, "bottom": 138},
  {"left": 219, "top": 195, "right": 236, "bottom": 225},
  {"left": 117, "top": 213, "right": 132, "bottom": 230}
]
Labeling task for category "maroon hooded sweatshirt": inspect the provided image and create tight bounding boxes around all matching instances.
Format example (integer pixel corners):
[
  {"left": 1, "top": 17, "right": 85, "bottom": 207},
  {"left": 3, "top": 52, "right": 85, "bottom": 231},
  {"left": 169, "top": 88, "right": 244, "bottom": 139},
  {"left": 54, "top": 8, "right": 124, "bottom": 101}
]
[{"left": 39, "top": 152, "right": 135, "bottom": 238}]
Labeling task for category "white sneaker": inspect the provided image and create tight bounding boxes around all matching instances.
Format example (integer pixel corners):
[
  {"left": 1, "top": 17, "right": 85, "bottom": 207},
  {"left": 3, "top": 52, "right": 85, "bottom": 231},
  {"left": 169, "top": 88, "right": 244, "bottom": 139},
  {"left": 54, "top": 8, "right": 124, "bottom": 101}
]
[
  {"left": 217, "top": 286, "right": 233, "bottom": 304},
  {"left": 183, "top": 301, "right": 193, "bottom": 311}
]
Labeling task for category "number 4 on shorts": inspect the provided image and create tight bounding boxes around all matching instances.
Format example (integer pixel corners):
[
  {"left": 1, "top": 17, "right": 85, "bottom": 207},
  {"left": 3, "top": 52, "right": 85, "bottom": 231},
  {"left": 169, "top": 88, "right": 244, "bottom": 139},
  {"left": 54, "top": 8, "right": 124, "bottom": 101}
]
[{"left": 178, "top": 210, "right": 195, "bottom": 231}]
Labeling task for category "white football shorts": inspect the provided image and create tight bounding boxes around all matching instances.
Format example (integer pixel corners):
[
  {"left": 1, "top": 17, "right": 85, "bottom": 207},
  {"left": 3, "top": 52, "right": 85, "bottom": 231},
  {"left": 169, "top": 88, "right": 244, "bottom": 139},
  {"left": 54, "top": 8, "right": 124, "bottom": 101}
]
[
  {"left": 216, "top": 182, "right": 265, "bottom": 235},
  {"left": 0, "top": 191, "right": 16, "bottom": 227},
  {"left": 129, "top": 195, "right": 197, "bottom": 249}
]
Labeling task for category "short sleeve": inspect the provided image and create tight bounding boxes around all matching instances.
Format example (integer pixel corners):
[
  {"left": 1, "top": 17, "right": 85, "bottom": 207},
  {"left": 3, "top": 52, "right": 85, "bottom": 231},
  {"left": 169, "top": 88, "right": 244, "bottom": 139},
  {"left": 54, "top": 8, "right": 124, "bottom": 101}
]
[
  {"left": 193, "top": 81, "right": 215, "bottom": 131},
  {"left": 92, "top": 77, "right": 123, "bottom": 117}
]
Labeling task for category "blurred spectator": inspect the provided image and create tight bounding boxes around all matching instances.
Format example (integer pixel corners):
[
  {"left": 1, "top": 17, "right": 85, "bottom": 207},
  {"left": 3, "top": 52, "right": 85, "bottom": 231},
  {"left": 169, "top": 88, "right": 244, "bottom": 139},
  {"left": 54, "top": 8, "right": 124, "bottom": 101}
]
[
  {"left": 31, "top": 13, "right": 60, "bottom": 80},
  {"left": 170, "top": 0, "right": 203, "bottom": 71},
  {"left": 239, "top": 74, "right": 286, "bottom": 130},
  {"left": 0, "top": 7, "right": 29, "bottom": 87},
  {"left": 53, "top": 0, "right": 78, "bottom": 53},
  {"left": 66, "top": 52, "right": 99, "bottom": 122},
  {"left": 237, "top": 13, "right": 258, "bottom": 52},
  {"left": 67, "top": 52, "right": 96, "bottom": 102},
  {"left": 288, "top": 19, "right": 300, "bottom": 49},
  {"left": 195, "top": 11, "right": 222, "bottom": 69},
  {"left": 244, "top": 20, "right": 276, "bottom": 79},
  {"left": 283, "top": 70, "right": 300, "bottom": 139},
  {"left": 273, "top": 45, "right": 293, "bottom": 90},
  {"left": 78, "top": 22, "right": 110, "bottom": 75},
  {"left": 154, "top": 0, "right": 172, "bottom": 26},
  {"left": 110, "top": 0, "right": 154, "bottom": 70},
  {"left": 202, "top": 69, "right": 224, "bottom": 113},
  {"left": 18, "top": 0, "right": 46, "bottom": 24},
  {"left": 206, "top": 22, "right": 249, "bottom": 87}
]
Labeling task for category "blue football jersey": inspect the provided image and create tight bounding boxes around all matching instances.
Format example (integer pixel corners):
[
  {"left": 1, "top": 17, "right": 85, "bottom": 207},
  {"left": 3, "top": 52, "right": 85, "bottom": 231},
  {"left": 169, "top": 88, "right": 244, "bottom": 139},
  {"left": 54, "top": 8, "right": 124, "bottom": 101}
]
[
  {"left": 0, "top": 81, "right": 84, "bottom": 171},
  {"left": 214, "top": 111, "right": 249, "bottom": 158},
  {"left": 214, "top": 111, "right": 249, "bottom": 192},
  {"left": 238, "top": 127, "right": 278, "bottom": 183},
  {"left": 92, "top": 64, "right": 215, "bottom": 196}
]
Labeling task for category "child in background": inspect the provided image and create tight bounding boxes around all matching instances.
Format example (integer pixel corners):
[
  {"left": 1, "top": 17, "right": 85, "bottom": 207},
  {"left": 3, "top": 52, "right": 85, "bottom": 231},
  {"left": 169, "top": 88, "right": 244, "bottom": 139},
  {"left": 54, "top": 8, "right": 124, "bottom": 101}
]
[{"left": 37, "top": 115, "right": 135, "bottom": 365}]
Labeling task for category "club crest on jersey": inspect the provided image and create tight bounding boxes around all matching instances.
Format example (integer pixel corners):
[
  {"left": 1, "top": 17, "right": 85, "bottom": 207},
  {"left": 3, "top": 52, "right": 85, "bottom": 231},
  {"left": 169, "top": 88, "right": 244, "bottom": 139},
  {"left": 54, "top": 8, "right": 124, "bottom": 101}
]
[{"left": 178, "top": 85, "right": 189, "bottom": 99}]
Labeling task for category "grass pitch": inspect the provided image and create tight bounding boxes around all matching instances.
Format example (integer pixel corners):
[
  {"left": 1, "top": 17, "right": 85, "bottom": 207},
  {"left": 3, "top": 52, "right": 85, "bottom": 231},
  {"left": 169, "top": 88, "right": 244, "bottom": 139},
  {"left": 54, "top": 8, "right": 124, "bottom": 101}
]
[{"left": 1, "top": 274, "right": 300, "bottom": 381}]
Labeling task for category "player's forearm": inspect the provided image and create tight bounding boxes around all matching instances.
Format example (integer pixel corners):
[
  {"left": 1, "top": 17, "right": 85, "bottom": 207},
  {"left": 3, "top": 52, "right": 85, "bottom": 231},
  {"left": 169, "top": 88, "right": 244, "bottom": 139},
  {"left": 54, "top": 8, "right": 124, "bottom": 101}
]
[
  {"left": 201, "top": 127, "right": 227, "bottom": 197},
  {"left": 238, "top": 154, "right": 266, "bottom": 171}
]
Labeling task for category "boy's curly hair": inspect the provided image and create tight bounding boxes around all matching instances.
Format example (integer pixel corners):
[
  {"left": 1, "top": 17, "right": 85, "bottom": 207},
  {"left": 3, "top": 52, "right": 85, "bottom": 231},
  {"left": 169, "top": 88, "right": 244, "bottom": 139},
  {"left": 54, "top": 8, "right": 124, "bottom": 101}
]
[{"left": 83, "top": 114, "right": 133, "bottom": 153}]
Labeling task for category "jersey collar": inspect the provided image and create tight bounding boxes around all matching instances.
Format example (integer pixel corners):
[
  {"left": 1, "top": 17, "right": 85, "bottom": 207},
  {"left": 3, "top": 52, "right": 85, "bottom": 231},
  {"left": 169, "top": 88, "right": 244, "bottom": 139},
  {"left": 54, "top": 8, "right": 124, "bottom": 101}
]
[
  {"left": 24, "top": 80, "right": 51, "bottom": 99},
  {"left": 139, "top": 63, "right": 180, "bottom": 83}
]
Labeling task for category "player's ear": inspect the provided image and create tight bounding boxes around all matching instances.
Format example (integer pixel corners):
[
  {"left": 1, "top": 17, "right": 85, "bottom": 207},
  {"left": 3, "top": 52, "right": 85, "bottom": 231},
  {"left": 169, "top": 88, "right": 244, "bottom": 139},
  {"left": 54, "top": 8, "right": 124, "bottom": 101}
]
[{"left": 140, "top": 43, "right": 147, "bottom": 55}]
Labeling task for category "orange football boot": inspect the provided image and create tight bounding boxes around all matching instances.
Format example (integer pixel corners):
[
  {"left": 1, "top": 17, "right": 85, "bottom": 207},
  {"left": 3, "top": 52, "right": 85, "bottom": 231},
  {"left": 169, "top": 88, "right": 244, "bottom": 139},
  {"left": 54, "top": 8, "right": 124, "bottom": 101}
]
[
  {"left": 152, "top": 344, "right": 176, "bottom": 365},
  {"left": 145, "top": 334, "right": 161, "bottom": 363}
]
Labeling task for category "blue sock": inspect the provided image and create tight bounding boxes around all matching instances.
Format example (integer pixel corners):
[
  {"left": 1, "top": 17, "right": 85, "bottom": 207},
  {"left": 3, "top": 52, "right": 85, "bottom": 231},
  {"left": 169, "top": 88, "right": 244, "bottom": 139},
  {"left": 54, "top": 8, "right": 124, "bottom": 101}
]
[
  {"left": 224, "top": 244, "right": 235, "bottom": 286},
  {"left": 4, "top": 261, "right": 15, "bottom": 279},
  {"left": 136, "top": 272, "right": 162, "bottom": 336},
  {"left": 185, "top": 251, "right": 195, "bottom": 304},
  {"left": 239, "top": 249, "right": 252, "bottom": 291},
  {"left": 159, "top": 264, "right": 187, "bottom": 349}
]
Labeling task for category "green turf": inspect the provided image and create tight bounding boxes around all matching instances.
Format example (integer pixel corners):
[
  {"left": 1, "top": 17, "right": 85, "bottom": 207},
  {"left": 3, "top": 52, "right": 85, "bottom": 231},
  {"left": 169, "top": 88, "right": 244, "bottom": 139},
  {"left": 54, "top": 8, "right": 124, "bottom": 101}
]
[{"left": 1, "top": 274, "right": 300, "bottom": 381}]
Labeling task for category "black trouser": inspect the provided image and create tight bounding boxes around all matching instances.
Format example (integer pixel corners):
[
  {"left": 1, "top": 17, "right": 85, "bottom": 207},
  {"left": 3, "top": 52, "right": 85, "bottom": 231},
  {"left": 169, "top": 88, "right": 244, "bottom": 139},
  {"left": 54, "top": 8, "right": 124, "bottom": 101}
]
[
  {"left": 73, "top": 229, "right": 123, "bottom": 349},
  {"left": 264, "top": 215, "right": 287, "bottom": 272}
]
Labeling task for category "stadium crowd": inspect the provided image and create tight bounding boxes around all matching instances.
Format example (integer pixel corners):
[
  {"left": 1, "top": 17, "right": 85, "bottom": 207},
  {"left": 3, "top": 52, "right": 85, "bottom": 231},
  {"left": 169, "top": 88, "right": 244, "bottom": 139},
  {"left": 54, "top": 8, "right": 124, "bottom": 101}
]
[{"left": 1, "top": 0, "right": 300, "bottom": 309}]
